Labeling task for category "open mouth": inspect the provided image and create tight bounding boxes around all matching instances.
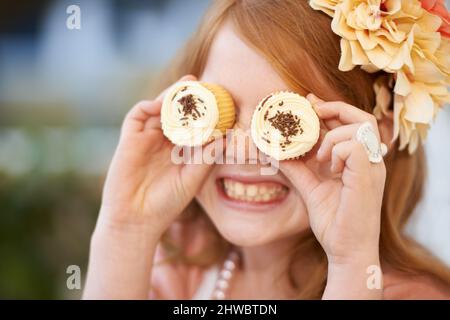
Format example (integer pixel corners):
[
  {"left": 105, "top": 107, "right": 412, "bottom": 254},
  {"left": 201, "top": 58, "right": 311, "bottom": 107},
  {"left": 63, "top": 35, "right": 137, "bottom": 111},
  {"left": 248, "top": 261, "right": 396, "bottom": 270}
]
[{"left": 217, "top": 177, "right": 289, "bottom": 204}]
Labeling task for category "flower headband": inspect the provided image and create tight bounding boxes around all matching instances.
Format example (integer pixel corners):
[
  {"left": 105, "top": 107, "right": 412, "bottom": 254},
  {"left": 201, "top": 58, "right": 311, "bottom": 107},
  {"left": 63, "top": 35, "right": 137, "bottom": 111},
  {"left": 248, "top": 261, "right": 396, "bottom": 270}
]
[{"left": 309, "top": 0, "right": 450, "bottom": 154}]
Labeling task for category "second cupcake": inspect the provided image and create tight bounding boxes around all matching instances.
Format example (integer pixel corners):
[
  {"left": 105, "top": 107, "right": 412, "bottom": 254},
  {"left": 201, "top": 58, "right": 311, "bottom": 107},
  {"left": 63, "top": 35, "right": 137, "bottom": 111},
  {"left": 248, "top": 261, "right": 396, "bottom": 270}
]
[
  {"left": 161, "top": 81, "right": 235, "bottom": 147},
  {"left": 251, "top": 92, "right": 320, "bottom": 160}
]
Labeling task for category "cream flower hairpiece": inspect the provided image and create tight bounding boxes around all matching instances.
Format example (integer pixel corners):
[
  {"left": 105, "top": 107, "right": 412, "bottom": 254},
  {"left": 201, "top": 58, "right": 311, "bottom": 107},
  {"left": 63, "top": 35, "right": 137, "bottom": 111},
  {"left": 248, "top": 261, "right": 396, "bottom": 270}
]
[{"left": 309, "top": 0, "right": 450, "bottom": 153}]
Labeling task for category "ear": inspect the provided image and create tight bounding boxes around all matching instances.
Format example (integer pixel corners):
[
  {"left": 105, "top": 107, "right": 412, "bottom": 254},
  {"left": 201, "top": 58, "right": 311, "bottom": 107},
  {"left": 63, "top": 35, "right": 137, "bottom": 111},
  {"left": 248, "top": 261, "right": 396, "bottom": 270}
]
[{"left": 377, "top": 111, "right": 395, "bottom": 151}]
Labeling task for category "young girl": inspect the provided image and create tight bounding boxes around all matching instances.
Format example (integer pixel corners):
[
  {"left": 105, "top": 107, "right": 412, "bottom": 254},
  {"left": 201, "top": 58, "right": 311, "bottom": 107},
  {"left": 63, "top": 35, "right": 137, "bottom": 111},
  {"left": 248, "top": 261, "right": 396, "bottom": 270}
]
[{"left": 83, "top": 0, "right": 450, "bottom": 299}]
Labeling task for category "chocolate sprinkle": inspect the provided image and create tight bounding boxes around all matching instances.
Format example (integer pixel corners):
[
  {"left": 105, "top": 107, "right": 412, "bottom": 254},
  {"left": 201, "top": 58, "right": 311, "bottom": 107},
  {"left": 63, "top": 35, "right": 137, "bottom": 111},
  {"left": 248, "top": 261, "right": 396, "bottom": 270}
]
[
  {"left": 268, "top": 110, "right": 303, "bottom": 145},
  {"left": 262, "top": 137, "right": 271, "bottom": 144},
  {"left": 261, "top": 95, "right": 272, "bottom": 107},
  {"left": 177, "top": 94, "right": 202, "bottom": 120}
]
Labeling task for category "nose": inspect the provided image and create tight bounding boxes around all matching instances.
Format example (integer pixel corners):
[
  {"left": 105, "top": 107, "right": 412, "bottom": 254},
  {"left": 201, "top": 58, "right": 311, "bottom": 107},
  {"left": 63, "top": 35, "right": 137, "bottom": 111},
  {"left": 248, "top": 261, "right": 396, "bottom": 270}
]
[
  {"left": 224, "top": 120, "right": 263, "bottom": 164},
  {"left": 231, "top": 101, "right": 253, "bottom": 130}
]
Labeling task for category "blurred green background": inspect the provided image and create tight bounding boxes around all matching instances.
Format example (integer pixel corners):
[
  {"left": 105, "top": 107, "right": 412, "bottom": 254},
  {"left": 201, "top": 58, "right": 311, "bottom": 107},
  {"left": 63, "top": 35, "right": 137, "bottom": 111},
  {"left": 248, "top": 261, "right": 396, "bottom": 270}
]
[{"left": 0, "top": 0, "right": 209, "bottom": 299}]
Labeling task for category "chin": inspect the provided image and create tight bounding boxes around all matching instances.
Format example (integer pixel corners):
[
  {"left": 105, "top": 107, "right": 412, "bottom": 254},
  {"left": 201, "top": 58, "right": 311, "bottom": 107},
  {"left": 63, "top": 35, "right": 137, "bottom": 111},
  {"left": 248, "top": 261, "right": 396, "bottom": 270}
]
[{"left": 196, "top": 165, "right": 311, "bottom": 247}]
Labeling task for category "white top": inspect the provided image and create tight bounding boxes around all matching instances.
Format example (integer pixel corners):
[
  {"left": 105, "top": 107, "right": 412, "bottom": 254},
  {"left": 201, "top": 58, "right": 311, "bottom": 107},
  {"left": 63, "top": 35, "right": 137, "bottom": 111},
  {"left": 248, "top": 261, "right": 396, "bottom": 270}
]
[{"left": 191, "top": 266, "right": 220, "bottom": 300}]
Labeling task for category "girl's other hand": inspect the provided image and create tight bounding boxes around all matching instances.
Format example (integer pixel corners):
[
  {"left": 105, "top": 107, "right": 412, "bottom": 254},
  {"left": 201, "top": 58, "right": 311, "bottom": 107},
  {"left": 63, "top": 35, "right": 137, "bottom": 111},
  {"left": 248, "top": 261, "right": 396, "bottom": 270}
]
[
  {"left": 280, "top": 94, "right": 387, "bottom": 299},
  {"left": 98, "top": 75, "right": 223, "bottom": 238}
]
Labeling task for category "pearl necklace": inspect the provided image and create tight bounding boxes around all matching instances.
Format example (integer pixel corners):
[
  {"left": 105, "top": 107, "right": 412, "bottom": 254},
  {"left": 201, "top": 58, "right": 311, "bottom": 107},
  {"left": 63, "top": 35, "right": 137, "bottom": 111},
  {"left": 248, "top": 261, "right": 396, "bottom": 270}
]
[{"left": 211, "top": 250, "right": 240, "bottom": 300}]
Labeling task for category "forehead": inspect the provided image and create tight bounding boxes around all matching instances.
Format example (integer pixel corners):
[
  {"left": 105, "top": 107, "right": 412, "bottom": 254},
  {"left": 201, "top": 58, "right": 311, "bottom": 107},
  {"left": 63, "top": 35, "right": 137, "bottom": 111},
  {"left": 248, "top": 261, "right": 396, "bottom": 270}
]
[{"left": 200, "top": 22, "right": 299, "bottom": 110}]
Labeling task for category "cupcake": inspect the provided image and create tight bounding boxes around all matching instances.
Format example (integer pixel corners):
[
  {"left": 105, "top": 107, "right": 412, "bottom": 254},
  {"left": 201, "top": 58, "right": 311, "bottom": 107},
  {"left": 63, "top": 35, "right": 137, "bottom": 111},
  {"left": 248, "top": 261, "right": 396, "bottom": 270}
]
[
  {"left": 161, "top": 81, "right": 235, "bottom": 146},
  {"left": 251, "top": 92, "right": 320, "bottom": 160}
]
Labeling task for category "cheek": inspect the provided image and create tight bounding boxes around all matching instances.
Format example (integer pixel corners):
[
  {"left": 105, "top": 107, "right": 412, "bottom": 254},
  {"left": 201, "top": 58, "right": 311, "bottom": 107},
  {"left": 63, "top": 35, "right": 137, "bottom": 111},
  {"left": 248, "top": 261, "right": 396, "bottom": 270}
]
[
  {"left": 232, "top": 105, "right": 254, "bottom": 131},
  {"left": 195, "top": 171, "right": 218, "bottom": 216}
]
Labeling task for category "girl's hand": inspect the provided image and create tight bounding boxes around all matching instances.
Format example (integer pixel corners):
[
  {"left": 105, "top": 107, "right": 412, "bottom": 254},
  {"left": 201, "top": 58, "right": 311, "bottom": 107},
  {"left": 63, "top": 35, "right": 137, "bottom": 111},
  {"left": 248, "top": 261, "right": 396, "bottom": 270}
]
[
  {"left": 280, "top": 94, "right": 387, "bottom": 299},
  {"left": 84, "top": 75, "right": 221, "bottom": 299},
  {"left": 98, "top": 75, "right": 220, "bottom": 237}
]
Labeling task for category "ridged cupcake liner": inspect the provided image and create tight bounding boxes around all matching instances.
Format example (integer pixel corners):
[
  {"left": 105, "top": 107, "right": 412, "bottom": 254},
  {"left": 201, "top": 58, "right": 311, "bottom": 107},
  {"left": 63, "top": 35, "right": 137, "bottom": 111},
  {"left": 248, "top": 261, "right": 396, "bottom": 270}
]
[{"left": 201, "top": 82, "right": 236, "bottom": 135}]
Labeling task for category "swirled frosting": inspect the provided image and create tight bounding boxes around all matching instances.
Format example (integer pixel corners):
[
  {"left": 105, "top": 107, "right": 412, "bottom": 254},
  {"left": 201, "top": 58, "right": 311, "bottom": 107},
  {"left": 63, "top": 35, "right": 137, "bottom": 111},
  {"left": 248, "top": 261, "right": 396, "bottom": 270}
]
[
  {"left": 161, "top": 81, "right": 220, "bottom": 146},
  {"left": 251, "top": 92, "right": 320, "bottom": 160}
]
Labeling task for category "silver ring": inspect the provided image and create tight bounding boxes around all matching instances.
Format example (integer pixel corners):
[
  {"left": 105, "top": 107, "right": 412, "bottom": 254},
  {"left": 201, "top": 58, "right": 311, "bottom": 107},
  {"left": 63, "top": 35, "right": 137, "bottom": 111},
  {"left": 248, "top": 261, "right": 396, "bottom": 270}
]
[{"left": 355, "top": 122, "right": 387, "bottom": 164}]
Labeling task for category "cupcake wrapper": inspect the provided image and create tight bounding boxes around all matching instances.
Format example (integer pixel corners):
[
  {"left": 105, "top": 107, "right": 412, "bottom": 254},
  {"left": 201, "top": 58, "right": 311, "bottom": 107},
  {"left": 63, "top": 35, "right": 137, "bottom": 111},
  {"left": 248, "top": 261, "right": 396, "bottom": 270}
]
[{"left": 201, "top": 82, "right": 235, "bottom": 135}]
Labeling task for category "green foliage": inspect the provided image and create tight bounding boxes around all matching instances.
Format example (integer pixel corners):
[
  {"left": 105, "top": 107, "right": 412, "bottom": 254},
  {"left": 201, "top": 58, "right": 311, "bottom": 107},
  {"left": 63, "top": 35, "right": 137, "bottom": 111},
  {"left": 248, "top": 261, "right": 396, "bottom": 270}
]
[{"left": 0, "top": 172, "right": 101, "bottom": 299}]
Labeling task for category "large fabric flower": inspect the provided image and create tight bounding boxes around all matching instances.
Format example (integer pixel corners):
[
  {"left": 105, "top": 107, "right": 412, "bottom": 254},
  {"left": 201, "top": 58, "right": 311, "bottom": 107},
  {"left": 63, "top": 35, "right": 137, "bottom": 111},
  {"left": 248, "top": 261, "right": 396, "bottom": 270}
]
[
  {"left": 312, "top": 0, "right": 443, "bottom": 73},
  {"left": 310, "top": 0, "right": 450, "bottom": 153}
]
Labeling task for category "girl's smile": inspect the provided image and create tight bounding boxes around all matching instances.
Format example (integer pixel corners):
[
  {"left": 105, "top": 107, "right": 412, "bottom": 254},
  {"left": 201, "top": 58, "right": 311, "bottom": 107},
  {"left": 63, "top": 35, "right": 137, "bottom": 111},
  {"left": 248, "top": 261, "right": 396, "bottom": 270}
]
[{"left": 217, "top": 175, "right": 289, "bottom": 209}]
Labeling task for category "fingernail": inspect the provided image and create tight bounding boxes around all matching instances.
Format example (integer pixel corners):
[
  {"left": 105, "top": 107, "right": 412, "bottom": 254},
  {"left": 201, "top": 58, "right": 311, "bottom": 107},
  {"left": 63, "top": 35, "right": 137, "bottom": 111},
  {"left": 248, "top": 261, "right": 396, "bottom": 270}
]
[
  {"left": 330, "top": 163, "right": 335, "bottom": 173},
  {"left": 313, "top": 106, "right": 321, "bottom": 116},
  {"left": 307, "top": 93, "right": 322, "bottom": 104},
  {"left": 308, "top": 94, "right": 323, "bottom": 115},
  {"left": 317, "top": 146, "right": 322, "bottom": 155},
  {"left": 317, "top": 144, "right": 324, "bottom": 156}
]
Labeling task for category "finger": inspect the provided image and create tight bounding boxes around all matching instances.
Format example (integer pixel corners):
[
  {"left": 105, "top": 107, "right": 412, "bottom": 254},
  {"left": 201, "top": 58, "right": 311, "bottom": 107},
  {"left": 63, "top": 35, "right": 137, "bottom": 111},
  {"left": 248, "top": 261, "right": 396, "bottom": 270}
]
[
  {"left": 312, "top": 98, "right": 380, "bottom": 138},
  {"left": 144, "top": 116, "right": 161, "bottom": 131},
  {"left": 279, "top": 159, "right": 321, "bottom": 201},
  {"left": 122, "top": 100, "right": 162, "bottom": 134},
  {"left": 317, "top": 123, "right": 360, "bottom": 162},
  {"left": 307, "top": 93, "right": 344, "bottom": 130},
  {"left": 322, "top": 118, "right": 342, "bottom": 130},
  {"left": 123, "top": 75, "right": 198, "bottom": 134},
  {"left": 155, "top": 74, "right": 198, "bottom": 103},
  {"left": 330, "top": 140, "right": 371, "bottom": 175}
]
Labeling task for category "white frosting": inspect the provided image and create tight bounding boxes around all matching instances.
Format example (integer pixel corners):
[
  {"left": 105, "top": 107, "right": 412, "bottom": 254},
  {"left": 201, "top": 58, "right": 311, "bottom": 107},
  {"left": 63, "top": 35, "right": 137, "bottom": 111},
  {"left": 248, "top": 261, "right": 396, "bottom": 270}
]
[
  {"left": 251, "top": 92, "right": 320, "bottom": 160},
  {"left": 161, "top": 81, "right": 219, "bottom": 146}
]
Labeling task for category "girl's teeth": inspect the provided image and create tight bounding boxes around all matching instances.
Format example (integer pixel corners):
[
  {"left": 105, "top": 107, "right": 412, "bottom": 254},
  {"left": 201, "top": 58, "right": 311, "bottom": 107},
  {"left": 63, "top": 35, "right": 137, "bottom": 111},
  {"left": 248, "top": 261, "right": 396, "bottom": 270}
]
[
  {"left": 221, "top": 179, "right": 287, "bottom": 202},
  {"left": 246, "top": 185, "right": 258, "bottom": 197},
  {"left": 259, "top": 185, "right": 268, "bottom": 194},
  {"left": 234, "top": 183, "right": 244, "bottom": 196}
]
